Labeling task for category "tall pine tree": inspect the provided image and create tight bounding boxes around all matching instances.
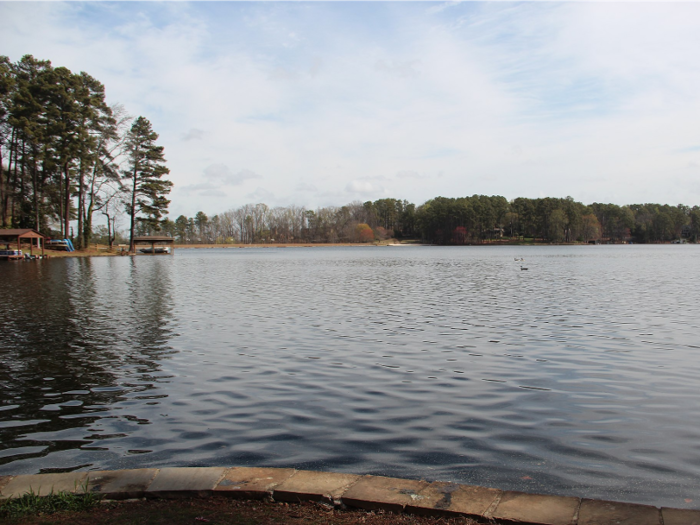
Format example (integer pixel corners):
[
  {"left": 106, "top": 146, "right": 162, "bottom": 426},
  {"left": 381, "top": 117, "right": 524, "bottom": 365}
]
[{"left": 122, "top": 116, "right": 172, "bottom": 251}]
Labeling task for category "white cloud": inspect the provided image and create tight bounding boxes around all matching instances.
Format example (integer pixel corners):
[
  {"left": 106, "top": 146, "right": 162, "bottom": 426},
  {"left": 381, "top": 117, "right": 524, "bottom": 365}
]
[
  {"left": 203, "top": 165, "right": 262, "bottom": 186},
  {"left": 295, "top": 182, "right": 318, "bottom": 192},
  {"left": 3, "top": 1, "right": 700, "bottom": 218},
  {"left": 396, "top": 170, "right": 426, "bottom": 180},
  {"left": 182, "top": 128, "right": 205, "bottom": 141},
  {"left": 246, "top": 187, "right": 276, "bottom": 203},
  {"left": 345, "top": 178, "right": 392, "bottom": 198},
  {"left": 374, "top": 59, "right": 421, "bottom": 79},
  {"left": 178, "top": 164, "right": 262, "bottom": 199},
  {"left": 427, "top": 0, "right": 464, "bottom": 14}
]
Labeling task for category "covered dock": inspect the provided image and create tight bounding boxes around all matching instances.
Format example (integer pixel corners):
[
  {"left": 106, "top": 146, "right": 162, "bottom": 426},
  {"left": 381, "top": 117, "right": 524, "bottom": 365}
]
[
  {"left": 0, "top": 229, "right": 46, "bottom": 257},
  {"left": 132, "top": 236, "right": 174, "bottom": 254}
]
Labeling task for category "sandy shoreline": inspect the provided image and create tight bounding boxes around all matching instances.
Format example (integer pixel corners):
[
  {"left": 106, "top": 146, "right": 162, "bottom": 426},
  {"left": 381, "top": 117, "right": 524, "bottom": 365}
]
[
  {"left": 18, "top": 241, "right": 419, "bottom": 257},
  {"left": 11, "top": 239, "right": 604, "bottom": 258}
]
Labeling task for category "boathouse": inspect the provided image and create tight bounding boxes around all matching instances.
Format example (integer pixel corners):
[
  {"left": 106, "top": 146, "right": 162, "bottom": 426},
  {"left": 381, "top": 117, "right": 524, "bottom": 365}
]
[
  {"left": 0, "top": 229, "right": 46, "bottom": 257},
  {"left": 132, "top": 235, "right": 174, "bottom": 254}
]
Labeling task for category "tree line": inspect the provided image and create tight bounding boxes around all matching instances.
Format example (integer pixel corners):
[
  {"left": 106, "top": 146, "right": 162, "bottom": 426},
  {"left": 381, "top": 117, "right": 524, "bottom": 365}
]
[
  {"left": 0, "top": 55, "right": 172, "bottom": 250},
  {"left": 133, "top": 196, "right": 699, "bottom": 246},
  {"left": 131, "top": 199, "right": 417, "bottom": 245},
  {"left": 417, "top": 196, "right": 700, "bottom": 244}
]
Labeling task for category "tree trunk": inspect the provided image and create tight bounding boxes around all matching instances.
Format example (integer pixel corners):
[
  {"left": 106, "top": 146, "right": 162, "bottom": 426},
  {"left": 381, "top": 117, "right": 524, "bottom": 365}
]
[
  {"left": 129, "top": 165, "right": 137, "bottom": 252},
  {"left": 77, "top": 157, "right": 84, "bottom": 248},
  {"left": 0, "top": 138, "right": 4, "bottom": 228},
  {"left": 0, "top": 132, "right": 7, "bottom": 228},
  {"left": 18, "top": 142, "right": 27, "bottom": 228},
  {"left": 8, "top": 138, "right": 17, "bottom": 228},
  {"left": 32, "top": 149, "right": 40, "bottom": 231},
  {"left": 64, "top": 162, "right": 71, "bottom": 240}
]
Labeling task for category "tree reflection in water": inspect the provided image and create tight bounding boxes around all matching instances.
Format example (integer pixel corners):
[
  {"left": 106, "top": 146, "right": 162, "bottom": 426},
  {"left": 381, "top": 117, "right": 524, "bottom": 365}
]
[{"left": 0, "top": 256, "right": 175, "bottom": 473}]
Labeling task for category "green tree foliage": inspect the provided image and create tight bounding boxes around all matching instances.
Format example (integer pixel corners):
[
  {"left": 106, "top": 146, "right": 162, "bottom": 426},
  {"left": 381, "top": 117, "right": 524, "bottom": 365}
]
[
  {"left": 581, "top": 214, "right": 602, "bottom": 242},
  {"left": 122, "top": 116, "right": 172, "bottom": 251},
  {"left": 0, "top": 54, "right": 155, "bottom": 246},
  {"left": 164, "top": 196, "right": 700, "bottom": 247},
  {"left": 194, "top": 211, "right": 209, "bottom": 242},
  {"left": 415, "top": 195, "right": 509, "bottom": 244},
  {"left": 689, "top": 207, "right": 700, "bottom": 242}
]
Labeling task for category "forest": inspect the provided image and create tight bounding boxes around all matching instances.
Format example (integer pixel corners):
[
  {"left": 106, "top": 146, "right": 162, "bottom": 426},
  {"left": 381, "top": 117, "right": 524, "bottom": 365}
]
[
  {"left": 0, "top": 55, "right": 171, "bottom": 249},
  {"left": 2, "top": 55, "right": 699, "bottom": 248},
  {"left": 146, "top": 197, "right": 699, "bottom": 246}
]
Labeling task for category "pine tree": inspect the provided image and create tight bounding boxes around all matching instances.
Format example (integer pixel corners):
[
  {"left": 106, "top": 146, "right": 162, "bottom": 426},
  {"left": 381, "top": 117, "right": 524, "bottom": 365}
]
[
  {"left": 73, "top": 72, "right": 115, "bottom": 248},
  {"left": 122, "top": 116, "right": 172, "bottom": 251}
]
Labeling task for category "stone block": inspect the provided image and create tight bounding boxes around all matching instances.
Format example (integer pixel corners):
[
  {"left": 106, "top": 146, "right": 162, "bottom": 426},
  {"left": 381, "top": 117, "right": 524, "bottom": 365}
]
[
  {"left": 341, "top": 475, "right": 429, "bottom": 513},
  {"left": 662, "top": 507, "right": 700, "bottom": 525},
  {"left": 0, "top": 472, "right": 88, "bottom": 498},
  {"left": 214, "top": 467, "right": 296, "bottom": 499},
  {"left": 145, "top": 467, "right": 227, "bottom": 498},
  {"left": 489, "top": 491, "right": 580, "bottom": 525},
  {"left": 87, "top": 469, "right": 158, "bottom": 499},
  {"left": 578, "top": 498, "right": 660, "bottom": 525},
  {"left": 273, "top": 470, "right": 360, "bottom": 504},
  {"left": 0, "top": 476, "right": 13, "bottom": 497},
  {"left": 406, "top": 481, "right": 501, "bottom": 518}
]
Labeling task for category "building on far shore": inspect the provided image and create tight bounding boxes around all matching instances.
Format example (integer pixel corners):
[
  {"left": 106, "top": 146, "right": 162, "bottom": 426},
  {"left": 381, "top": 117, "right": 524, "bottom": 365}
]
[
  {"left": 132, "top": 236, "right": 174, "bottom": 254},
  {"left": 0, "top": 229, "right": 47, "bottom": 257}
]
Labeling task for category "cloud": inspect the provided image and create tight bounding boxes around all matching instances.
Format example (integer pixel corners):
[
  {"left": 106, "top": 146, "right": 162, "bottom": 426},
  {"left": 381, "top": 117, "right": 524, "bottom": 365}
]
[
  {"left": 5, "top": 1, "right": 700, "bottom": 217},
  {"left": 178, "top": 183, "right": 221, "bottom": 198},
  {"left": 295, "top": 182, "right": 318, "bottom": 192},
  {"left": 374, "top": 59, "right": 421, "bottom": 79},
  {"left": 308, "top": 57, "right": 323, "bottom": 78},
  {"left": 178, "top": 165, "right": 262, "bottom": 198},
  {"left": 203, "top": 165, "right": 262, "bottom": 186},
  {"left": 182, "top": 128, "right": 204, "bottom": 141},
  {"left": 345, "top": 179, "right": 388, "bottom": 196},
  {"left": 396, "top": 170, "right": 425, "bottom": 180},
  {"left": 269, "top": 67, "right": 299, "bottom": 81},
  {"left": 426, "top": 0, "right": 464, "bottom": 14},
  {"left": 676, "top": 146, "right": 700, "bottom": 154},
  {"left": 246, "top": 187, "right": 276, "bottom": 202}
]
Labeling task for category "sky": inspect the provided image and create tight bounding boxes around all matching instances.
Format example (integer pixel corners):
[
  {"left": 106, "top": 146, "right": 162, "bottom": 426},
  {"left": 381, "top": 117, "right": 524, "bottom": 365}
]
[{"left": 2, "top": 1, "right": 700, "bottom": 219}]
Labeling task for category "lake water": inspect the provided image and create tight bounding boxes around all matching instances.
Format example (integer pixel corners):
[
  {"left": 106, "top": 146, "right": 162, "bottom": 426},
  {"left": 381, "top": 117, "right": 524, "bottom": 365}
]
[{"left": 1, "top": 245, "right": 699, "bottom": 508}]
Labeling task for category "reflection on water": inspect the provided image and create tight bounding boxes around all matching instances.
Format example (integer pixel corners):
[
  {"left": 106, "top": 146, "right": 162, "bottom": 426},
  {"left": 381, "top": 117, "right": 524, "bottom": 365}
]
[
  {"left": 0, "top": 256, "right": 174, "bottom": 471},
  {"left": 1, "top": 245, "right": 700, "bottom": 508}
]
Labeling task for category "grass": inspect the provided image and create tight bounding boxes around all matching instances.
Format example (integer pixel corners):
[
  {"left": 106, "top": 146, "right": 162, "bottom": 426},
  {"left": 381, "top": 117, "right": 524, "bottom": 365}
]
[{"left": 0, "top": 482, "right": 102, "bottom": 521}]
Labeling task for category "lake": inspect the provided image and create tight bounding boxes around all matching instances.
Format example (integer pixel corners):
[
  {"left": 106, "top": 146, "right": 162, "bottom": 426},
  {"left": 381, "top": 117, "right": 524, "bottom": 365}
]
[{"left": 1, "top": 245, "right": 699, "bottom": 508}]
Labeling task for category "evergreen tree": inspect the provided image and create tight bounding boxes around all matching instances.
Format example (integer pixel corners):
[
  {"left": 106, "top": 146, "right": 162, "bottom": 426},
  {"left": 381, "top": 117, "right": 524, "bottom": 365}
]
[
  {"left": 73, "top": 72, "right": 115, "bottom": 248},
  {"left": 0, "top": 56, "right": 14, "bottom": 227},
  {"left": 122, "top": 116, "right": 172, "bottom": 251}
]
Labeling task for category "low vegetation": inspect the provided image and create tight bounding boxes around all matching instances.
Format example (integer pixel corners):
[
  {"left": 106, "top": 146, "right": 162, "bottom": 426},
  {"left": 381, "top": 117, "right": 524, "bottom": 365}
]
[
  {"left": 1, "top": 496, "right": 478, "bottom": 525},
  {"left": 0, "top": 486, "right": 102, "bottom": 521}
]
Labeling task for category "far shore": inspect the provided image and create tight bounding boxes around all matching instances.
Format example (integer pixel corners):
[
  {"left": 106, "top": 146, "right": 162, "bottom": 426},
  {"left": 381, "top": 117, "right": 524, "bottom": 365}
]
[
  {"left": 13, "top": 240, "right": 424, "bottom": 258},
  {"left": 10, "top": 239, "right": 685, "bottom": 259}
]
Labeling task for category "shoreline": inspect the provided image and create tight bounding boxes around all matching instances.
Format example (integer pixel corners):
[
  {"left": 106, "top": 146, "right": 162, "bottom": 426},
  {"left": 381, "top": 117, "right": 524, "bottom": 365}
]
[
  {"left": 9, "top": 240, "right": 625, "bottom": 259},
  {"left": 7, "top": 240, "right": 692, "bottom": 260},
  {"left": 0, "top": 466, "right": 695, "bottom": 524}
]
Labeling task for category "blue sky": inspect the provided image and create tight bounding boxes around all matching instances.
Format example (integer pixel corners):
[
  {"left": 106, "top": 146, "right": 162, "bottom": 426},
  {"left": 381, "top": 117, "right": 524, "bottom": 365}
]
[{"left": 2, "top": 1, "right": 700, "bottom": 218}]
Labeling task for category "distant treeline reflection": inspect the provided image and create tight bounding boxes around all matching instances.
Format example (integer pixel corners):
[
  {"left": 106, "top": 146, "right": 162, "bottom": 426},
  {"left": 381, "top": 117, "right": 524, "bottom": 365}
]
[{"left": 144, "top": 197, "right": 699, "bottom": 246}]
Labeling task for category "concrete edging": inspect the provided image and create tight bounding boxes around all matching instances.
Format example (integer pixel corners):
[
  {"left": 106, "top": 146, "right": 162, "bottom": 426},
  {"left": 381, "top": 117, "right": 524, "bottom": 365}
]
[{"left": 1, "top": 467, "right": 698, "bottom": 525}]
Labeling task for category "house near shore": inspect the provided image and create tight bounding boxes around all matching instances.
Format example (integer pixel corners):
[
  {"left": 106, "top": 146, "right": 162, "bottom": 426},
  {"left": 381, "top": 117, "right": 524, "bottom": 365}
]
[{"left": 0, "top": 229, "right": 47, "bottom": 258}]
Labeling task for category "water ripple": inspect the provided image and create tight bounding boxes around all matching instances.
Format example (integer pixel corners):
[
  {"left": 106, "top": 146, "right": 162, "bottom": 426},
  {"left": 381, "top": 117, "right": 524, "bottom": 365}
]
[{"left": 1, "top": 245, "right": 700, "bottom": 509}]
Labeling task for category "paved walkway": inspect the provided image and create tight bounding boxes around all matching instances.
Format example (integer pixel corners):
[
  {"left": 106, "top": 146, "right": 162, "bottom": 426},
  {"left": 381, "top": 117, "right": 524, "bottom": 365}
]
[{"left": 1, "top": 467, "right": 698, "bottom": 525}]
